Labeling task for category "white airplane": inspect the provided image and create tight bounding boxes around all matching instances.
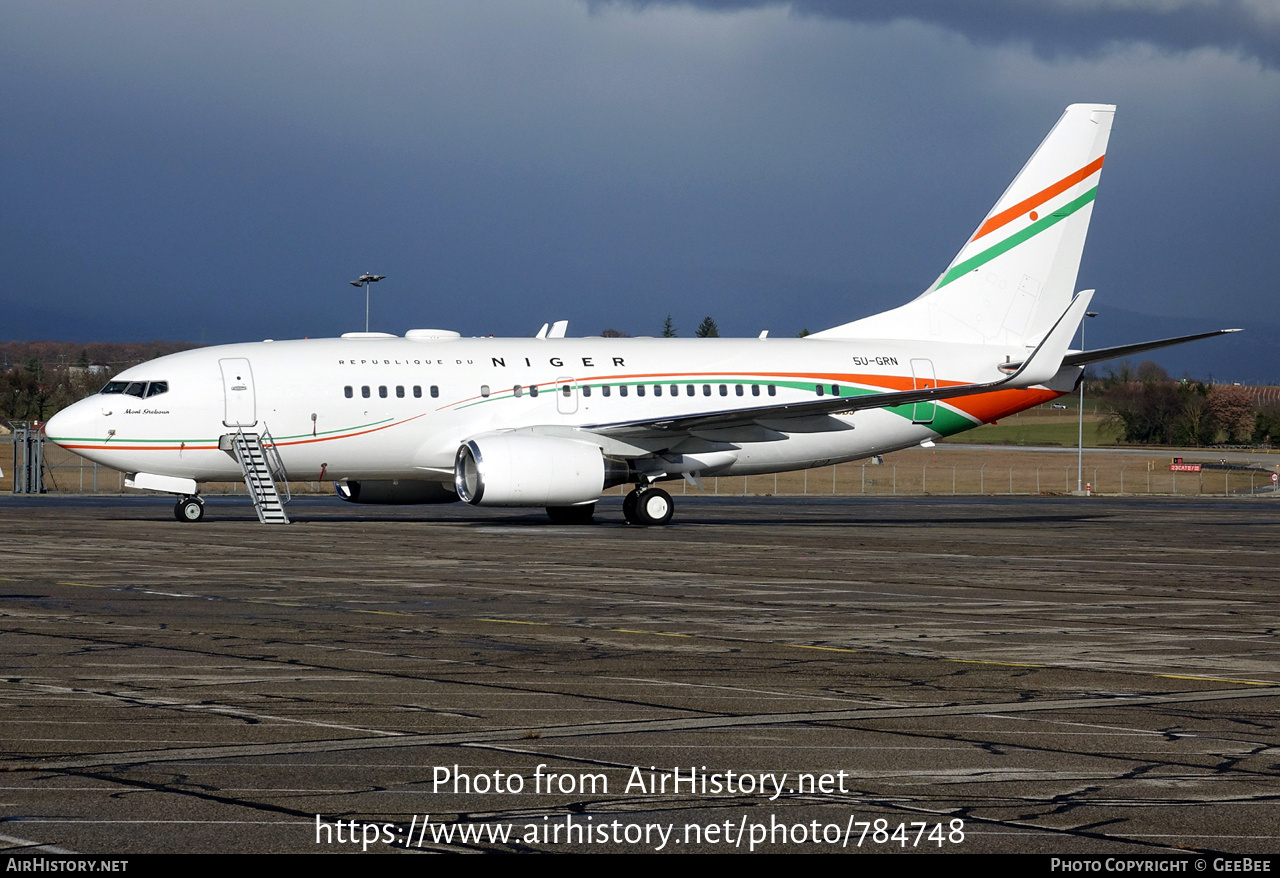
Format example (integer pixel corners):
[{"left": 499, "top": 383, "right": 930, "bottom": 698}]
[{"left": 45, "top": 104, "right": 1237, "bottom": 525}]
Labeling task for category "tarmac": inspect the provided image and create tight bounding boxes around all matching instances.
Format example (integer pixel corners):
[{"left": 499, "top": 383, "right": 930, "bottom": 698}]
[{"left": 1, "top": 492, "right": 1278, "bottom": 854}]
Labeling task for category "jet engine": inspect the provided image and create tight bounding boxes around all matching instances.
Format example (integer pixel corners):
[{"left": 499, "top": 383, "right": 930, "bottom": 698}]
[
  {"left": 335, "top": 479, "right": 459, "bottom": 505},
  {"left": 454, "top": 434, "right": 630, "bottom": 506}
]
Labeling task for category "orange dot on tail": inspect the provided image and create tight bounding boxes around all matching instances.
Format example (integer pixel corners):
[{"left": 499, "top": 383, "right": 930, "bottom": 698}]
[{"left": 1029, "top": 210, "right": 1039, "bottom": 221}]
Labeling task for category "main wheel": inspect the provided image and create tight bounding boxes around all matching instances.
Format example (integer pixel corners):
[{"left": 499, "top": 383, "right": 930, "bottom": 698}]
[
  {"left": 622, "top": 489, "right": 640, "bottom": 525},
  {"left": 634, "top": 488, "right": 674, "bottom": 526},
  {"left": 546, "top": 503, "right": 596, "bottom": 525},
  {"left": 174, "top": 496, "right": 205, "bottom": 522}
]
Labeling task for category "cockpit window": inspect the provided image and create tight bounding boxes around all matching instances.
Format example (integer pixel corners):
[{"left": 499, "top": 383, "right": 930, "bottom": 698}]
[{"left": 101, "top": 380, "right": 168, "bottom": 398}]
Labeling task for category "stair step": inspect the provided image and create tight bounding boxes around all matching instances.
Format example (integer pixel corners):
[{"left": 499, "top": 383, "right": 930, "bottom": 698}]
[{"left": 231, "top": 431, "right": 290, "bottom": 525}]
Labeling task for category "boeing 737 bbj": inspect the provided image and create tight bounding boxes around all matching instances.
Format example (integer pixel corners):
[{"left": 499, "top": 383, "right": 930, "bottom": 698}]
[{"left": 45, "top": 104, "right": 1237, "bottom": 525}]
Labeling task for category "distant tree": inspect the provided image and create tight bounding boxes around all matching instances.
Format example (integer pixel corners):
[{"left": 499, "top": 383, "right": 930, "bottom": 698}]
[
  {"left": 1106, "top": 360, "right": 1135, "bottom": 384},
  {"left": 1136, "top": 360, "right": 1169, "bottom": 384},
  {"left": 797, "top": 328, "right": 810, "bottom": 338},
  {"left": 695, "top": 316, "right": 719, "bottom": 338},
  {"left": 1100, "top": 366, "right": 1184, "bottom": 445},
  {"left": 1253, "top": 403, "right": 1280, "bottom": 445},
  {"left": 1207, "top": 384, "right": 1255, "bottom": 444},
  {"left": 661, "top": 315, "right": 677, "bottom": 338},
  {"left": 600, "top": 328, "right": 631, "bottom": 338},
  {"left": 1173, "top": 384, "right": 1216, "bottom": 446},
  {"left": 1098, "top": 362, "right": 1266, "bottom": 447}
]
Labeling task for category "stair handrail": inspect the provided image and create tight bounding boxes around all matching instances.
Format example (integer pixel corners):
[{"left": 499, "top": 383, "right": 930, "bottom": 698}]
[{"left": 259, "top": 422, "right": 291, "bottom": 504}]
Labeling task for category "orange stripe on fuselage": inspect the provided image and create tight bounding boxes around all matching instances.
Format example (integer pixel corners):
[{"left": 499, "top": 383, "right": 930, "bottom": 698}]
[
  {"left": 945, "top": 387, "right": 1062, "bottom": 422},
  {"left": 55, "top": 414, "right": 425, "bottom": 453},
  {"left": 271, "top": 413, "right": 425, "bottom": 447}
]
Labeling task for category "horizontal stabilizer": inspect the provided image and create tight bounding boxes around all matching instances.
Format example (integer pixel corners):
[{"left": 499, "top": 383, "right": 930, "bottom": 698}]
[
  {"left": 999, "top": 328, "right": 1244, "bottom": 372},
  {"left": 1063, "top": 329, "right": 1242, "bottom": 368}
]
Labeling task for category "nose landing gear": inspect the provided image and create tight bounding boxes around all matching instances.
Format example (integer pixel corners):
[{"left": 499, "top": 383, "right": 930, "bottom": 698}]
[
  {"left": 174, "top": 495, "right": 205, "bottom": 522},
  {"left": 623, "top": 486, "right": 674, "bottom": 526}
]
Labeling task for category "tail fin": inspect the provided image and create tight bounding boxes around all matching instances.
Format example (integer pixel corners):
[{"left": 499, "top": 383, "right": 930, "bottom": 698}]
[{"left": 813, "top": 103, "right": 1114, "bottom": 345}]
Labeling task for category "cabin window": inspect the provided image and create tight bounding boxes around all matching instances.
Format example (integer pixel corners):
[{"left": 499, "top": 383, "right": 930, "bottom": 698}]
[
  {"left": 430, "top": 385, "right": 439, "bottom": 398},
  {"left": 831, "top": 384, "right": 839, "bottom": 397},
  {"left": 582, "top": 385, "right": 591, "bottom": 397},
  {"left": 413, "top": 385, "right": 422, "bottom": 398},
  {"left": 619, "top": 385, "right": 628, "bottom": 397},
  {"left": 735, "top": 385, "right": 744, "bottom": 396},
  {"left": 636, "top": 385, "right": 645, "bottom": 397},
  {"left": 344, "top": 386, "right": 353, "bottom": 398},
  {"left": 362, "top": 386, "right": 371, "bottom": 398},
  {"left": 602, "top": 385, "right": 611, "bottom": 397},
  {"left": 719, "top": 384, "right": 728, "bottom": 396},
  {"left": 815, "top": 384, "right": 824, "bottom": 396},
  {"left": 653, "top": 384, "right": 662, "bottom": 397},
  {"left": 530, "top": 385, "right": 539, "bottom": 397},
  {"left": 687, "top": 385, "right": 695, "bottom": 396},
  {"left": 702, "top": 385, "right": 711, "bottom": 396},
  {"left": 768, "top": 385, "right": 776, "bottom": 396},
  {"left": 562, "top": 384, "right": 572, "bottom": 397},
  {"left": 379, "top": 385, "right": 388, "bottom": 398},
  {"left": 513, "top": 385, "right": 523, "bottom": 398},
  {"left": 396, "top": 385, "right": 405, "bottom": 398},
  {"left": 480, "top": 385, "right": 490, "bottom": 398},
  {"left": 751, "top": 385, "right": 760, "bottom": 396}
]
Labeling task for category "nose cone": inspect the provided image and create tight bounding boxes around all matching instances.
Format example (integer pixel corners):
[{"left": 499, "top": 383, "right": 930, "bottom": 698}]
[{"left": 45, "top": 398, "right": 99, "bottom": 448}]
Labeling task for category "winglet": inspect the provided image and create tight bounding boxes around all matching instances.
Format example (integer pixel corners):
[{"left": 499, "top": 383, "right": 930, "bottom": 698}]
[{"left": 1007, "top": 289, "right": 1094, "bottom": 387}]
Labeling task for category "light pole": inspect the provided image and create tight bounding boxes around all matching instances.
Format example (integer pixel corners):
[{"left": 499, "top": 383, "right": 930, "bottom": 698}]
[
  {"left": 350, "top": 272, "right": 385, "bottom": 333},
  {"left": 1077, "top": 309, "right": 1098, "bottom": 492}
]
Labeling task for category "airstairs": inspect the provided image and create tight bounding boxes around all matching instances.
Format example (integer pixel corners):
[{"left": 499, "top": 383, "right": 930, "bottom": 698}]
[{"left": 229, "top": 428, "right": 290, "bottom": 524}]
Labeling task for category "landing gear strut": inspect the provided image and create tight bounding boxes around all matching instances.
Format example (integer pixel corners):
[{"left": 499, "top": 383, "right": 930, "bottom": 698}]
[
  {"left": 174, "top": 495, "right": 205, "bottom": 522},
  {"left": 623, "top": 486, "right": 674, "bottom": 526}
]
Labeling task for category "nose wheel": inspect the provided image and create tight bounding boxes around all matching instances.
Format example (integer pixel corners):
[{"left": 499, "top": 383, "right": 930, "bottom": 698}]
[
  {"left": 174, "top": 495, "right": 205, "bottom": 522},
  {"left": 623, "top": 487, "right": 674, "bottom": 526}
]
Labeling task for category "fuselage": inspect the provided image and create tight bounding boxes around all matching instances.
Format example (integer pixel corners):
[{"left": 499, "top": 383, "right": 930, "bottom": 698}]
[{"left": 45, "top": 332, "right": 1069, "bottom": 487}]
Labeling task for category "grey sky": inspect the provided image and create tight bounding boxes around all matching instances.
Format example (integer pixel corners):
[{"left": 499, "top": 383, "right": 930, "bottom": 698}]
[{"left": 2, "top": 1, "right": 1276, "bottom": 379}]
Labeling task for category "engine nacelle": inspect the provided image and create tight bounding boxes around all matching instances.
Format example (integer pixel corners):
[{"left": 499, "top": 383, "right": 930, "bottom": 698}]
[
  {"left": 335, "top": 479, "right": 459, "bottom": 505},
  {"left": 454, "top": 434, "right": 628, "bottom": 506}
]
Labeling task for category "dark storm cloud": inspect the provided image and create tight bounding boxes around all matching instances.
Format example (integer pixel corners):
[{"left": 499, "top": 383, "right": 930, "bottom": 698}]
[
  {"left": 1, "top": 2, "right": 1275, "bottom": 380},
  {"left": 610, "top": 0, "right": 1280, "bottom": 67}
]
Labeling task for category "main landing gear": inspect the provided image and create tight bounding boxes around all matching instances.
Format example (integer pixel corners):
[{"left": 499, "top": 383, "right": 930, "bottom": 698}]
[
  {"left": 174, "top": 495, "right": 205, "bottom": 522},
  {"left": 623, "top": 486, "right": 674, "bottom": 527}
]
